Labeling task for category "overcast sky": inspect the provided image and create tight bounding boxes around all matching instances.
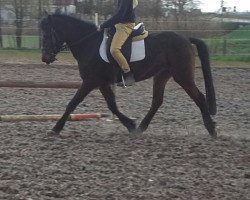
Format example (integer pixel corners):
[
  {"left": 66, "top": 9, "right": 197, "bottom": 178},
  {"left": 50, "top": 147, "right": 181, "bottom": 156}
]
[{"left": 199, "top": 0, "right": 250, "bottom": 12}]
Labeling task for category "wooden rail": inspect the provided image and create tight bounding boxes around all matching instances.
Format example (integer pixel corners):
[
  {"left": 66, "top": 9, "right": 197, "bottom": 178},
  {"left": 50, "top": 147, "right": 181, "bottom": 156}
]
[{"left": 0, "top": 80, "right": 82, "bottom": 89}]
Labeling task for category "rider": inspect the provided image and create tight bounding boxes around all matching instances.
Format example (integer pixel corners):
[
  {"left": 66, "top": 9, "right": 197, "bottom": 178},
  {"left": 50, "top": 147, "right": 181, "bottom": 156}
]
[{"left": 97, "top": 0, "right": 138, "bottom": 86}]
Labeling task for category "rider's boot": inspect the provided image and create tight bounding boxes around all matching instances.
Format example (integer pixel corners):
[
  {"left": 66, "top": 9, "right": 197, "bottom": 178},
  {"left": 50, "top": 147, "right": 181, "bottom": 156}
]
[{"left": 117, "top": 71, "right": 135, "bottom": 87}]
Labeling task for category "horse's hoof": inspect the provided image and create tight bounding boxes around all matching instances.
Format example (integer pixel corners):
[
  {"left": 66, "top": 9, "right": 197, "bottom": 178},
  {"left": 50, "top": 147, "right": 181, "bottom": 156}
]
[
  {"left": 46, "top": 130, "right": 61, "bottom": 137},
  {"left": 132, "top": 127, "right": 144, "bottom": 134},
  {"left": 209, "top": 130, "right": 217, "bottom": 139},
  {"left": 208, "top": 126, "right": 217, "bottom": 138},
  {"left": 127, "top": 119, "right": 137, "bottom": 133},
  {"left": 205, "top": 121, "right": 217, "bottom": 139}
]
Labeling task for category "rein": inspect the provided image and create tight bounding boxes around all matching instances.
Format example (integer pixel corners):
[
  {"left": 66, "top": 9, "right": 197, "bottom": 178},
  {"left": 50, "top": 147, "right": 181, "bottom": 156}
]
[
  {"left": 65, "top": 30, "right": 98, "bottom": 49},
  {"left": 51, "top": 26, "right": 98, "bottom": 52}
]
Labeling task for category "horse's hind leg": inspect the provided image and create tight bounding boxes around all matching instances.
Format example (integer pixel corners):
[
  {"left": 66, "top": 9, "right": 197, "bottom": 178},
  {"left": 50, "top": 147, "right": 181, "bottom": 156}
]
[
  {"left": 47, "top": 82, "right": 96, "bottom": 136},
  {"left": 174, "top": 78, "right": 216, "bottom": 137},
  {"left": 137, "top": 73, "right": 171, "bottom": 133},
  {"left": 99, "top": 85, "right": 136, "bottom": 133}
]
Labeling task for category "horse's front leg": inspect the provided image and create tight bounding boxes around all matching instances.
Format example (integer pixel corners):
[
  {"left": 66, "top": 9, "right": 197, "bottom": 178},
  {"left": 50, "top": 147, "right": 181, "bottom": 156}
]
[
  {"left": 99, "top": 85, "right": 136, "bottom": 133},
  {"left": 47, "top": 81, "right": 96, "bottom": 136}
]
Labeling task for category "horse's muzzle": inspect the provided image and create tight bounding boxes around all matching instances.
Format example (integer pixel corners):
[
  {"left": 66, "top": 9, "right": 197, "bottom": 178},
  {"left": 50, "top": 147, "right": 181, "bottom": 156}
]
[{"left": 42, "top": 54, "right": 56, "bottom": 65}]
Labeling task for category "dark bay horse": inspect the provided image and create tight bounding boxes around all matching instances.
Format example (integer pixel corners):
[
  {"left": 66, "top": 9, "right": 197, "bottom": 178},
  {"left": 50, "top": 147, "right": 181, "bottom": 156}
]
[{"left": 40, "top": 13, "right": 217, "bottom": 137}]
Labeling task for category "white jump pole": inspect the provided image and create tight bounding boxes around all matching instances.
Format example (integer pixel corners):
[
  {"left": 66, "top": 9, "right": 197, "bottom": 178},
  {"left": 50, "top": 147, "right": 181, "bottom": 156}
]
[{"left": 0, "top": 113, "right": 110, "bottom": 122}]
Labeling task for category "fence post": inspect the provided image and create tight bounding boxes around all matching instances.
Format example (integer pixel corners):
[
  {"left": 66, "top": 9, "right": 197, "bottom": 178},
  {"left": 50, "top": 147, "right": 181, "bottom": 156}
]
[{"left": 95, "top": 13, "right": 99, "bottom": 26}]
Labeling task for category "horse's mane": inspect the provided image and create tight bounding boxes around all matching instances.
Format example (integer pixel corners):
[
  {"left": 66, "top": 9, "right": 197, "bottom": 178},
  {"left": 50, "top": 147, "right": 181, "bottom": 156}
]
[{"left": 40, "top": 13, "right": 97, "bottom": 31}]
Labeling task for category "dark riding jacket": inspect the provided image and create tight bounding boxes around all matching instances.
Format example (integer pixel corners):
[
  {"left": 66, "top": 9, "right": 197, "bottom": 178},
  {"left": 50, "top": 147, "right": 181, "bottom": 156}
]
[{"left": 100, "top": 0, "right": 136, "bottom": 29}]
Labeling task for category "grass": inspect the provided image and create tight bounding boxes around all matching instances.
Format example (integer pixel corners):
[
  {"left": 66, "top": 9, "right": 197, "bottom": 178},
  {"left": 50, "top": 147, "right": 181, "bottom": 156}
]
[
  {"left": 211, "top": 55, "right": 250, "bottom": 62},
  {"left": 205, "top": 25, "right": 250, "bottom": 62},
  {"left": 210, "top": 59, "right": 250, "bottom": 69},
  {"left": 224, "top": 25, "right": 250, "bottom": 39},
  {"left": 2, "top": 35, "right": 40, "bottom": 49},
  {"left": 0, "top": 49, "right": 76, "bottom": 65}
]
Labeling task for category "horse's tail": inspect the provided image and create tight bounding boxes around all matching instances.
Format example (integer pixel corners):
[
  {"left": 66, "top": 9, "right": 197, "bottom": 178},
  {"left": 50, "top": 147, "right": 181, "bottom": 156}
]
[{"left": 189, "top": 37, "right": 217, "bottom": 115}]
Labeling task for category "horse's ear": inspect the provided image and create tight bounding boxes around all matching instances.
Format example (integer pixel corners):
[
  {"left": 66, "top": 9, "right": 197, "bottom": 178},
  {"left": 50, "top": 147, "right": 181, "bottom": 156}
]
[
  {"left": 45, "top": 11, "right": 52, "bottom": 24},
  {"left": 55, "top": 8, "right": 62, "bottom": 15},
  {"left": 43, "top": 10, "right": 52, "bottom": 22},
  {"left": 48, "top": 14, "right": 52, "bottom": 22}
]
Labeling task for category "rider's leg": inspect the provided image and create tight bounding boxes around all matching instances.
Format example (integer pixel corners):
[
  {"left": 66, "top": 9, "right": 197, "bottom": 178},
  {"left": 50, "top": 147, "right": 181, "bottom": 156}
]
[{"left": 110, "top": 23, "right": 135, "bottom": 86}]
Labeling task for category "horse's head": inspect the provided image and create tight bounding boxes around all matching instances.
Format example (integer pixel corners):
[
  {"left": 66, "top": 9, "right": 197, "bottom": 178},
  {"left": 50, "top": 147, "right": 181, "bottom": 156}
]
[
  {"left": 40, "top": 13, "right": 100, "bottom": 64},
  {"left": 40, "top": 14, "right": 65, "bottom": 64}
]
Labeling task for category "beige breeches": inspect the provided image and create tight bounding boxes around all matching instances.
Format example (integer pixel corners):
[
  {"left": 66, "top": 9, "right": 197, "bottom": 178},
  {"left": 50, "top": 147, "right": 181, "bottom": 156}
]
[{"left": 110, "top": 23, "right": 135, "bottom": 73}]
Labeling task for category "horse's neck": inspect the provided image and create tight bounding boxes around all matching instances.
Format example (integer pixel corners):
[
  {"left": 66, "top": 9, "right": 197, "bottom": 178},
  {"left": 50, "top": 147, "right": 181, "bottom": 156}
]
[
  {"left": 65, "top": 27, "right": 95, "bottom": 46},
  {"left": 65, "top": 26, "right": 102, "bottom": 63}
]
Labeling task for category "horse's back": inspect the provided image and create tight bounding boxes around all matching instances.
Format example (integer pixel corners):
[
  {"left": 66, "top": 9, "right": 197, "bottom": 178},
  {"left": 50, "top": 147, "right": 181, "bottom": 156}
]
[
  {"left": 147, "top": 31, "right": 191, "bottom": 45},
  {"left": 145, "top": 31, "right": 194, "bottom": 63},
  {"left": 140, "top": 31, "right": 195, "bottom": 81}
]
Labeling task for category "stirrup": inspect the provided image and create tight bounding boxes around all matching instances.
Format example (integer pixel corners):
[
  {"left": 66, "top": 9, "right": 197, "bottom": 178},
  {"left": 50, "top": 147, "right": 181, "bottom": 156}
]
[
  {"left": 117, "top": 75, "right": 127, "bottom": 88},
  {"left": 121, "top": 75, "right": 127, "bottom": 88}
]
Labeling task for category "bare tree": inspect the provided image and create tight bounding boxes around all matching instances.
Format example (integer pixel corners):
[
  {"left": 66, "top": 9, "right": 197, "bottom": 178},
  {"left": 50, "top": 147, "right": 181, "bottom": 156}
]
[
  {"left": 38, "top": 0, "right": 42, "bottom": 48},
  {"left": 98, "top": 0, "right": 115, "bottom": 19},
  {"left": 164, "top": 0, "right": 201, "bottom": 34},
  {"left": 4, "top": 0, "right": 51, "bottom": 48},
  {"left": 0, "top": 0, "right": 8, "bottom": 47},
  {"left": 164, "top": 0, "right": 200, "bottom": 21},
  {"left": 12, "top": 0, "right": 26, "bottom": 48},
  {"left": 0, "top": 0, "right": 3, "bottom": 47},
  {"left": 136, "top": 0, "right": 165, "bottom": 18},
  {"left": 152, "top": 0, "right": 164, "bottom": 20},
  {"left": 77, "top": 0, "right": 95, "bottom": 16},
  {"left": 3, "top": 0, "right": 32, "bottom": 48}
]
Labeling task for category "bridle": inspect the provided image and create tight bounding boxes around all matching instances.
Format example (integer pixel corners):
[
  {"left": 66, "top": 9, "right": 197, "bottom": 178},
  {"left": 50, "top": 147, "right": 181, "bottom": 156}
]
[
  {"left": 65, "top": 30, "right": 98, "bottom": 48},
  {"left": 42, "top": 26, "right": 65, "bottom": 61},
  {"left": 42, "top": 20, "right": 98, "bottom": 60}
]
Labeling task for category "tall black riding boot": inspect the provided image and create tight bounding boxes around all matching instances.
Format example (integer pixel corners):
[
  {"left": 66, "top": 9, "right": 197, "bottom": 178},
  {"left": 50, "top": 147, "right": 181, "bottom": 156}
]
[{"left": 123, "top": 71, "right": 135, "bottom": 86}]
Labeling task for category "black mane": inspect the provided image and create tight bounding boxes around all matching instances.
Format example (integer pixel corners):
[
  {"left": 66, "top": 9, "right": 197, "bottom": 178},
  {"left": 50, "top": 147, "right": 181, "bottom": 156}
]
[{"left": 40, "top": 13, "right": 97, "bottom": 31}]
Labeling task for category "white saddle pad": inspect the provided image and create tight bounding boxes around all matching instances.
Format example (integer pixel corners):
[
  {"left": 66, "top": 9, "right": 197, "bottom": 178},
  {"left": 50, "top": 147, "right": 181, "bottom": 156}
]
[{"left": 99, "top": 29, "right": 146, "bottom": 63}]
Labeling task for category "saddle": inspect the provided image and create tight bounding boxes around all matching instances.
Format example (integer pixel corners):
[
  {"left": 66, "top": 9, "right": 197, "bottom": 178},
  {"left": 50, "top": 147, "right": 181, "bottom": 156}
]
[{"left": 99, "top": 23, "right": 148, "bottom": 64}]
